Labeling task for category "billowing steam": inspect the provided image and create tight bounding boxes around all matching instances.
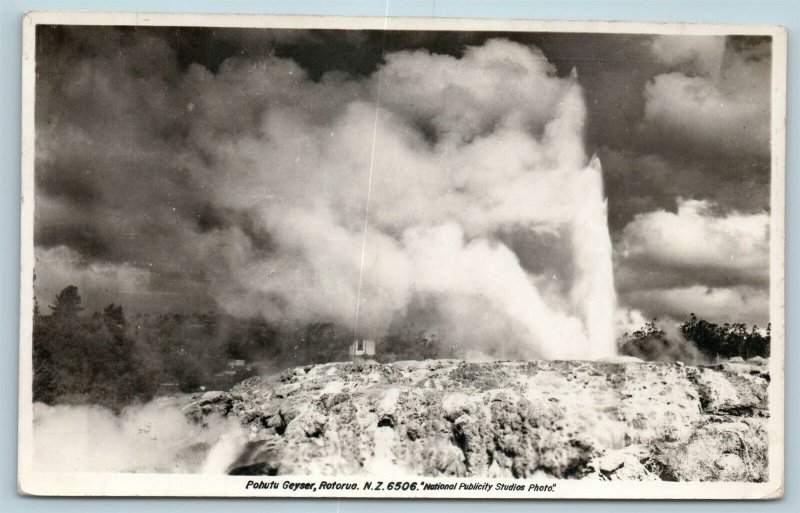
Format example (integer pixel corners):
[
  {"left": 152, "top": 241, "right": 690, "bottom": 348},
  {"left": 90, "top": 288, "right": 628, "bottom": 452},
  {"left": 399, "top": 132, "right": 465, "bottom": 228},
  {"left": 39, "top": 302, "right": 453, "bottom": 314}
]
[
  {"left": 33, "top": 36, "right": 618, "bottom": 360},
  {"left": 35, "top": 35, "right": 619, "bottom": 359},
  {"left": 187, "top": 39, "right": 617, "bottom": 359},
  {"left": 32, "top": 401, "right": 248, "bottom": 474}
]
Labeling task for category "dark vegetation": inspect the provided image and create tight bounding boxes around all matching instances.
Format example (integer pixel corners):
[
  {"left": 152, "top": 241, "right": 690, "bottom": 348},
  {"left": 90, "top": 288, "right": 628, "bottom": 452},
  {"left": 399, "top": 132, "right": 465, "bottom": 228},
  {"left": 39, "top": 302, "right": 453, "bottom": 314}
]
[
  {"left": 33, "top": 286, "right": 439, "bottom": 410},
  {"left": 33, "top": 286, "right": 770, "bottom": 410},
  {"left": 619, "top": 314, "right": 770, "bottom": 364}
]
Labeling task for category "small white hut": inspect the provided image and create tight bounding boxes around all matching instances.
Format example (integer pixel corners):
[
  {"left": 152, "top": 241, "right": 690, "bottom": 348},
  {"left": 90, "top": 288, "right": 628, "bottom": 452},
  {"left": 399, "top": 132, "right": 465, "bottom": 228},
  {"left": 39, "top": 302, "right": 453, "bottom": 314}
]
[{"left": 349, "top": 339, "right": 376, "bottom": 360}]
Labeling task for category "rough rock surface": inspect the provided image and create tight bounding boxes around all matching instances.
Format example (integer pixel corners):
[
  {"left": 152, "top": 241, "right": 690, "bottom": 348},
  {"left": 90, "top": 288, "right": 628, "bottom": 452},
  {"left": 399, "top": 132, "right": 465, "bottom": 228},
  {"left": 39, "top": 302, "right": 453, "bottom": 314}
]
[{"left": 183, "top": 359, "right": 769, "bottom": 481}]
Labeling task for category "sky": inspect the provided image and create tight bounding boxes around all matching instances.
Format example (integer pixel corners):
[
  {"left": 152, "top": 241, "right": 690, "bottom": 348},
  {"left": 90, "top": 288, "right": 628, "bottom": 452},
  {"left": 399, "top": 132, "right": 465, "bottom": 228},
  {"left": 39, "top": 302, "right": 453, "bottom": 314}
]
[{"left": 33, "top": 25, "right": 772, "bottom": 335}]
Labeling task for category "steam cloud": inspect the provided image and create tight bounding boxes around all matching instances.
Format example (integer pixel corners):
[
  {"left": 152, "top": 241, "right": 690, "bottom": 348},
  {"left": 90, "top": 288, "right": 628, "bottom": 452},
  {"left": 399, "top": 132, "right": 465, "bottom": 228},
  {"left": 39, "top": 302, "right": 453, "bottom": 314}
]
[
  {"left": 189, "top": 39, "right": 617, "bottom": 359},
  {"left": 32, "top": 401, "right": 248, "bottom": 473},
  {"left": 36, "top": 35, "right": 617, "bottom": 359}
]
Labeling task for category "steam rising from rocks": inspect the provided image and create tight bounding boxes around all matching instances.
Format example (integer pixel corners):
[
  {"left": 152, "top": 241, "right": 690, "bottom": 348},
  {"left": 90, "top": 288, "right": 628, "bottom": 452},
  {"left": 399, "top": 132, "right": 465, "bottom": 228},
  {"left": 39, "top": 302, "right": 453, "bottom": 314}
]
[{"left": 32, "top": 401, "right": 248, "bottom": 473}]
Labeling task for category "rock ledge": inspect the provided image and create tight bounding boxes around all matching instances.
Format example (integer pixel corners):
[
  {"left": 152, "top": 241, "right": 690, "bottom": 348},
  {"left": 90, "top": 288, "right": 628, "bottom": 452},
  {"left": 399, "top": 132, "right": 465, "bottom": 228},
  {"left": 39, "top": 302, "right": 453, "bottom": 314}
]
[{"left": 184, "top": 359, "right": 769, "bottom": 481}]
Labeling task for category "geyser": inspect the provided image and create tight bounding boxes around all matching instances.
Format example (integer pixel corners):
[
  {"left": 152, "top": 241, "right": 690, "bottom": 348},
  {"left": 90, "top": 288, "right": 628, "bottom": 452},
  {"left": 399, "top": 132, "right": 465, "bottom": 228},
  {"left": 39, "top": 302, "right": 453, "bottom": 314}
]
[
  {"left": 32, "top": 36, "right": 619, "bottom": 363},
  {"left": 189, "top": 39, "right": 618, "bottom": 360}
]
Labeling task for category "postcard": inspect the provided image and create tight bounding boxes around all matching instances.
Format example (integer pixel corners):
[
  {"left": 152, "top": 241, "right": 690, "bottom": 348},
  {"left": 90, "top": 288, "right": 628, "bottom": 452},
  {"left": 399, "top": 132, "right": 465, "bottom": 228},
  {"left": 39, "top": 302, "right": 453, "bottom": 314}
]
[{"left": 18, "top": 11, "right": 786, "bottom": 498}]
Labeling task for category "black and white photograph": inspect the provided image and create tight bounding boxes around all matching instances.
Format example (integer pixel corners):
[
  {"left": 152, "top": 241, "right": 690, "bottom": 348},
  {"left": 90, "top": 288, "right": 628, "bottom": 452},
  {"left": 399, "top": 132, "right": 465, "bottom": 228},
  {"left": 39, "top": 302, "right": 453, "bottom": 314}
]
[{"left": 18, "top": 12, "right": 786, "bottom": 498}]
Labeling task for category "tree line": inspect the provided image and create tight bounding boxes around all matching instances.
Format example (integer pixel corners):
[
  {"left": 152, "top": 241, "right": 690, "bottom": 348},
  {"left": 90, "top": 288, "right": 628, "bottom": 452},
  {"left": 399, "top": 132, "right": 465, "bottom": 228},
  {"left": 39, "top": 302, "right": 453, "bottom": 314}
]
[
  {"left": 33, "top": 286, "right": 770, "bottom": 410},
  {"left": 32, "top": 286, "right": 440, "bottom": 410},
  {"left": 618, "top": 314, "right": 770, "bottom": 364}
]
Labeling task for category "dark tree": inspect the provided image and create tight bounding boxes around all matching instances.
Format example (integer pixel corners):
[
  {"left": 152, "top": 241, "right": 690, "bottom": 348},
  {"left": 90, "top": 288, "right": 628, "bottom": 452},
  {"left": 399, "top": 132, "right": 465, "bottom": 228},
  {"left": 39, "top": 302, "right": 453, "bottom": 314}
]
[
  {"left": 102, "top": 303, "right": 127, "bottom": 332},
  {"left": 679, "top": 314, "right": 769, "bottom": 359},
  {"left": 49, "top": 285, "right": 84, "bottom": 319}
]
